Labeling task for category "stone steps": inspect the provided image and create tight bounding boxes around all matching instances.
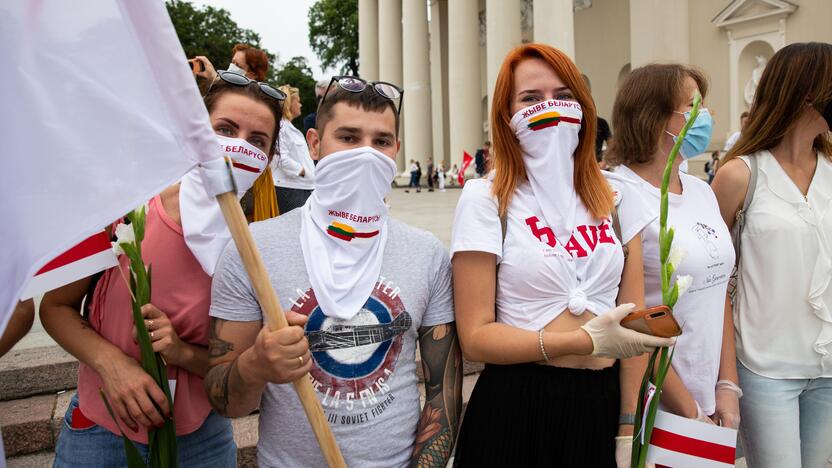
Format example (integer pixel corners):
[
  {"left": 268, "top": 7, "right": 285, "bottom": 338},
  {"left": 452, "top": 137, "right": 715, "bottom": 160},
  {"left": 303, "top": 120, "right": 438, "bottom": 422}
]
[{"left": 0, "top": 346, "right": 78, "bottom": 401}]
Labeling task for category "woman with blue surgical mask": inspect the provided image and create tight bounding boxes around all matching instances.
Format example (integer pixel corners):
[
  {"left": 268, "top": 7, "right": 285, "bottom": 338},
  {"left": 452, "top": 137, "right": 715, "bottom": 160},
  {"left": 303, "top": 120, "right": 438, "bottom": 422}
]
[{"left": 605, "top": 64, "right": 740, "bottom": 434}]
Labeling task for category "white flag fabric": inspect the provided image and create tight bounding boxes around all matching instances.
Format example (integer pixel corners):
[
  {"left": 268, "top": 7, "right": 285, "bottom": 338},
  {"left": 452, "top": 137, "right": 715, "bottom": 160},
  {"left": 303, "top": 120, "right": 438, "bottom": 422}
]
[
  {"left": 0, "top": 0, "right": 222, "bottom": 335},
  {"left": 646, "top": 409, "right": 738, "bottom": 467}
]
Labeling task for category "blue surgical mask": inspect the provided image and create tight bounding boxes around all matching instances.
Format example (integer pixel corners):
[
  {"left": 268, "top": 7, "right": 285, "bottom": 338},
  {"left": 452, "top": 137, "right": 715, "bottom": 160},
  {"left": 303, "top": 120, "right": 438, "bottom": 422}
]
[{"left": 666, "top": 108, "right": 713, "bottom": 159}]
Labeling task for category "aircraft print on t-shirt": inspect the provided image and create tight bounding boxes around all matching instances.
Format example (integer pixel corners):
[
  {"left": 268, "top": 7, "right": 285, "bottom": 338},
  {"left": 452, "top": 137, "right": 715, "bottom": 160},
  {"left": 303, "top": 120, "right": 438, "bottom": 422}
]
[
  {"left": 290, "top": 276, "right": 411, "bottom": 426},
  {"left": 524, "top": 215, "right": 617, "bottom": 258}
]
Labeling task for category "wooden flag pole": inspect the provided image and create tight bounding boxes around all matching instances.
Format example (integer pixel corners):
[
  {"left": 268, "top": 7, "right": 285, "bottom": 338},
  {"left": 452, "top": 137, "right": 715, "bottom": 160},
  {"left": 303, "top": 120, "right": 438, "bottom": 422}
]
[{"left": 216, "top": 191, "right": 346, "bottom": 468}]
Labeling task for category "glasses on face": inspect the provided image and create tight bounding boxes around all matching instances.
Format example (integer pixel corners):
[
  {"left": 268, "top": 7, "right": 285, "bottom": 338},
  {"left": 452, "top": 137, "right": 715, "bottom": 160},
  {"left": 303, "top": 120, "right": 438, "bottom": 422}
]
[
  {"left": 208, "top": 70, "right": 287, "bottom": 102},
  {"left": 319, "top": 75, "right": 404, "bottom": 115}
]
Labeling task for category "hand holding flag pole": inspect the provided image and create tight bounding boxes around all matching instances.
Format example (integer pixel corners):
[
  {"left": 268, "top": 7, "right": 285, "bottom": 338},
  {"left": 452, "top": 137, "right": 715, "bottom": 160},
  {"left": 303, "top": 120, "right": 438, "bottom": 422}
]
[{"left": 208, "top": 158, "right": 347, "bottom": 468}]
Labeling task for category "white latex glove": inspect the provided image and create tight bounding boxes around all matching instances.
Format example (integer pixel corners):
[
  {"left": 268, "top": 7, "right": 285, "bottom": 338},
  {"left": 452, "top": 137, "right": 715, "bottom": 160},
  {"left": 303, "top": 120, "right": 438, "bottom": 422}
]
[
  {"left": 712, "top": 387, "right": 741, "bottom": 428},
  {"left": 695, "top": 401, "right": 717, "bottom": 425},
  {"left": 580, "top": 304, "right": 676, "bottom": 359},
  {"left": 615, "top": 436, "right": 632, "bottom": 468},
  {"left": 616, "top": 437, "right": 655, "bottom": 468}
]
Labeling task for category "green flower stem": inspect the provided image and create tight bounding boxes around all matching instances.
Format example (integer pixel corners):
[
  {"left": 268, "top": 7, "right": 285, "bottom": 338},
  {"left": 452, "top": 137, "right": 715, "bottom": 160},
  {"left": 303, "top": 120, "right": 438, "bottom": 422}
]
[{"left": 632, "top": 93, "right": 701, "bottom": 468}]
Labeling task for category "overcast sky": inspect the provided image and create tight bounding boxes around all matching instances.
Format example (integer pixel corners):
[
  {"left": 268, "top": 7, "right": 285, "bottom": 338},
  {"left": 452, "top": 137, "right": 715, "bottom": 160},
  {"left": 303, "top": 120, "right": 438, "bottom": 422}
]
[{"left": 196, "top": 0, "right": 337, "bottom": 80}]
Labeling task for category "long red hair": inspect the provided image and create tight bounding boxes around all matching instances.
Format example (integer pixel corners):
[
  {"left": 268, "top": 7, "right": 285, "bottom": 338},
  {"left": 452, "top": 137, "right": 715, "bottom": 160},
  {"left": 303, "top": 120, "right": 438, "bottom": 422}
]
[{"left": 491, "top": 43, "right": 613, "bottom": 218}]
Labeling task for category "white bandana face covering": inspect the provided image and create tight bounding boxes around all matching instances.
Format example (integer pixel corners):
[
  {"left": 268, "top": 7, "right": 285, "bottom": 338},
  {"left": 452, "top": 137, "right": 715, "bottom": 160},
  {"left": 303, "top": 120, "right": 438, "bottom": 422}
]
[
  {"left": 300, "top": 146, "right": 397, "bottom": 320},
  {"left": 511, "top": 99, "right": 583, "bottom": 240},
  {"left": 180, "top": 135, "right": 269, "bottom": 275}
]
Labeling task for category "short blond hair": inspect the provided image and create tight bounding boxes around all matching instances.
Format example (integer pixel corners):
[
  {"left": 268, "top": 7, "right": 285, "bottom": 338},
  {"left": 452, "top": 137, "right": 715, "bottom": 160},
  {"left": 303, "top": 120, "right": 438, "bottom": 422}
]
[{"left": 278, "top": 85, "right": 300, "bottom": 120}]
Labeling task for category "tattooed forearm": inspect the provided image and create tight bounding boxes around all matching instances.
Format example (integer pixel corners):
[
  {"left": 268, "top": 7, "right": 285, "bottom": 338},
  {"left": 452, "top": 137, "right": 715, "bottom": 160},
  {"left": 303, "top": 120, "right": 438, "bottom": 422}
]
[
  {"left": 208, "top": 318, "right": 235, "bottom": 359},
  {"left": 205, "top": 359, "right": 236, "bottom": 415},
  {"left": 411, "top": 323, "right": 463, "bottom": 468}
]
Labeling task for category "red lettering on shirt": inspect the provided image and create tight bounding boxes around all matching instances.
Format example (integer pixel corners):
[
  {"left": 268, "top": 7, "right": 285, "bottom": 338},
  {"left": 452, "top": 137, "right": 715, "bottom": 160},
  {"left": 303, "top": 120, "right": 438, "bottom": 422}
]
[
  {"left": 564, "top": 235, "right": 588, "bottom": 258},
  {"left": 577, "top": 225, "right": 599, "bottom": 251},
  {"left": 598, "top": 223, "right": 615, "bottom": 244},
  {"left": 525, "top": 216, "right": 557, "bottom": 247}
]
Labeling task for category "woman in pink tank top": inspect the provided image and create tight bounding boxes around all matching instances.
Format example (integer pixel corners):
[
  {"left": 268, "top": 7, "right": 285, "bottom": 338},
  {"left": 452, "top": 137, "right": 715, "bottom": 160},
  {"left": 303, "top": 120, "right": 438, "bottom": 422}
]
[{"left": 40, "top": 75, "right": 284, "bottom": 467}]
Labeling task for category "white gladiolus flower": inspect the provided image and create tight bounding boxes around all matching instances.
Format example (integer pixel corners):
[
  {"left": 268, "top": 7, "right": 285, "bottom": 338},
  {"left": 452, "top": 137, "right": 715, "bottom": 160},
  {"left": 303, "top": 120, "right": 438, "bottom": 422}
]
[
  {"left": 676, "top": 275, "right": 693, "bottom": 297},
  {"left": 112, "top": 223, "right": 135, "bottom": 255},
  {"left": 668, "top": 244, "right": 687, "bottom": 270}
]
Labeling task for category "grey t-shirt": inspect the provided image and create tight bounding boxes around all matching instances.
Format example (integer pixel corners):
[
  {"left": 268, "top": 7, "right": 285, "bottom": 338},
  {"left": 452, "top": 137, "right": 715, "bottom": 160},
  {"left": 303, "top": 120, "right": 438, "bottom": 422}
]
[{"left": 210, "top": 210, "right": 454, "bottom": 467}]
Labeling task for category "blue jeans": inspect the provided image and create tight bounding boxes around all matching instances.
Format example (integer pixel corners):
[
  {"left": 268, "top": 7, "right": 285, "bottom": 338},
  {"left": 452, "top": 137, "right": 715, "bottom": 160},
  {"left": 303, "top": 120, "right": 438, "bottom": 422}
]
[
  {"left": 738, "top": 362, "right": 832, "bottom": 468},
  {"left": 54, "top": 395, "right": 236, "bottom": 468}
]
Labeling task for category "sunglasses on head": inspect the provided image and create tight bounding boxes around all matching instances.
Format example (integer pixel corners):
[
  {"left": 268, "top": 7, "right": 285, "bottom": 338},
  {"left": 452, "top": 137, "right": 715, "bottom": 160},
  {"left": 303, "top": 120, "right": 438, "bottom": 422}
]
[
  {"left": 319, "top": 75, "right": 404, "bottom": 115},
  {"left": 207, "top": 70, "right": 287, "bottom": 102}
]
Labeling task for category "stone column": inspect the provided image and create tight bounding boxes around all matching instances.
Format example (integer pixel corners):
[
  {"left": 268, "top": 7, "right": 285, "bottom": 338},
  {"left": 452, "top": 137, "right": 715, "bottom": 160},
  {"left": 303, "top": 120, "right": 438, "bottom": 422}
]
[
  {"left": 486, "top": 0, "right": 522, "bottom": 117},
  {"left": 358, "top": 0, "right": 379, "bottom": 80},
  {"left": 378, "top": 0, "right": 405, "bottom": 169},
  {"left": 429, "top": 0, "right": 450, "bottom": 167},
  {"left": 629, "top": 0, "right": 689, "bottom": 67},
  {"left": 534, "top": 0, "right": 575, "bottom": 59},
  {"left": 448, "top": 0, "right": 482, "bottom": 166},
  {"left": 402, "top": 0, "right": 433, "bottom": 169}
]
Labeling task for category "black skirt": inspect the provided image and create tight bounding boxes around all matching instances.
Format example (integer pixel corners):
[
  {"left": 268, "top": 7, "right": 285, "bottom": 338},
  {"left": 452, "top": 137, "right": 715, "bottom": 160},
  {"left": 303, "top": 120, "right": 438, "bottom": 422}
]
[{"left": 454, "top": 362, "right": 620, "bottom": 467}]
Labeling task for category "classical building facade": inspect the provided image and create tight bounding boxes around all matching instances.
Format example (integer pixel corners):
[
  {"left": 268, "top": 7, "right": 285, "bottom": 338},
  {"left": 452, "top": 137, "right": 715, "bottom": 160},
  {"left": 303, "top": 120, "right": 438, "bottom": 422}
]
[{"left": 358, "top": 0, "right": 832, "bottom": 170}]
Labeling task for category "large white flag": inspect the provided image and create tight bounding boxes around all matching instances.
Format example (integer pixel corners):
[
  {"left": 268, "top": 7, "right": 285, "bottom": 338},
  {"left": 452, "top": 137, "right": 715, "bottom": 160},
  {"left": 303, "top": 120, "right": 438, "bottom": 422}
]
[{"left": 0, "top": 1, "right": 222, "bottom": 334}]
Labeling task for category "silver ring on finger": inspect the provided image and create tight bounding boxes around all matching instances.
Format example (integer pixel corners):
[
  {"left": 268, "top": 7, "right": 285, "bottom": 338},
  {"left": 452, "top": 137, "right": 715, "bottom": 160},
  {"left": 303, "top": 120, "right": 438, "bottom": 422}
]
[
  {"left": 146, "top": 320, "right": 153, "bottom": 330},
  {"left": 298, "top": 355, "right": 304, "bottom": 367},
  {"left": 150, "top": 331, "right": 155, "bottom": 339}
]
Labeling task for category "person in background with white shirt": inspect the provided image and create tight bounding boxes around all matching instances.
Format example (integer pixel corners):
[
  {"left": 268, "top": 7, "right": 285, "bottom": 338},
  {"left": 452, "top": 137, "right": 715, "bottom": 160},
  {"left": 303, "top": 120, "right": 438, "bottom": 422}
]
[
  {"left": 272, "top": 85, "right": 315, "bottom": 214},
  {"left": 723, "top": 111, "right": 749, "bottom": 153},
  {"left": 712, "top": 42, "right": 832, "bottom": 468},
  {"left": 606, "top": 64, "right": 740, "bottom": 435}
]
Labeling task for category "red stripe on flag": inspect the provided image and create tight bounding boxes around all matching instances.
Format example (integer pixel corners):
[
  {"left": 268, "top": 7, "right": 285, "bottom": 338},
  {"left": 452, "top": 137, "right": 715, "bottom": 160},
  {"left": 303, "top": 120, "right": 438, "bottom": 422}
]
[
  {"left": 232, "top": 162, "right": 261, "bottom": 173},
  {"left": 561, "top": 116, "right": 581, "bottom": 124},
  {"left": 36, "top": 232, "right": 112, "bottom": 275},
  {"left": 352, "top": 230, "right": 379, "bottom": 238},
  {"left": 459, "top": 151, "right": 473, "bottom": 186},
  {"left": 651, "top": 428, "right": 735, "bottom": 464}
]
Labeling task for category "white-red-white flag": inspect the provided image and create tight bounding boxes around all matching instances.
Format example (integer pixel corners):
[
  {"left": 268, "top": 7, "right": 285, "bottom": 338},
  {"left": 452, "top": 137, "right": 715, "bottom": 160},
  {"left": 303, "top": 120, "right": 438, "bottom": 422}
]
[
  {"left": 458, "top": 151, "right": 473, "bottom": 186},
  {"left": 646, "top": 410, "right": 738, "bottom": 468},
  {"left": 0, "top": 0, "right": 222, "bottom": 334},
  {"left": 20, "top": 232, "right": 118, "bottom": 300}
]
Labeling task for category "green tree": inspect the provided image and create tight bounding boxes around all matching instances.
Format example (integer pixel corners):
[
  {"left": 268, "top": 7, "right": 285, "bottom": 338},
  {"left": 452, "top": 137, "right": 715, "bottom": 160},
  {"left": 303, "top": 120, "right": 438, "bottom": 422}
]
[
  {"left": 308, "top": 0, "right": 358, "bottom": 75},
  {"left": 275, "top": 56, "right": 319, "bottom": 130},
  {"left": 166, "top": 0, "right": 278, "bottom": 81}
]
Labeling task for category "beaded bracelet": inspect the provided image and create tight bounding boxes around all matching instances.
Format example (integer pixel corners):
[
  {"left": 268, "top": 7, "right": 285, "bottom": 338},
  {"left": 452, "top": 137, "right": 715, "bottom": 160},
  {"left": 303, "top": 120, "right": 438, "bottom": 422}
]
[{"left": 538, "top": 329, "right": 551, "bottom": 362}]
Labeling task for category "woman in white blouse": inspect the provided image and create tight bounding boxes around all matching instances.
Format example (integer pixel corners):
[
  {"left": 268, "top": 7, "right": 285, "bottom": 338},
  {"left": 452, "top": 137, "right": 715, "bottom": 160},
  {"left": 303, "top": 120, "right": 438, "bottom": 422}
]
[
  {"left": 712, "top": 42, "right": 832, "bottom": 468},
  {"left": 606, "top": 64, "right": 740, "bottom": 429},
  {"left": 450, "top": 43, "right": 672, "bottom": 467},
  {"left": 272, "top": 85, "right": 315, "bottom": 214}
]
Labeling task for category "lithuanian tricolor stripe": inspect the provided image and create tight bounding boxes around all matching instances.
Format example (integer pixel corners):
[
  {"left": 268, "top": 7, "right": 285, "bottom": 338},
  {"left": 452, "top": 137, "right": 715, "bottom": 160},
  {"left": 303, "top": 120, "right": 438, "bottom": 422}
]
[
  {"left": 528, "top": 112, "right": 581, "bottom": 131},
  {"left": 326, "top": 221, "right": 379, "bottom": 242}
]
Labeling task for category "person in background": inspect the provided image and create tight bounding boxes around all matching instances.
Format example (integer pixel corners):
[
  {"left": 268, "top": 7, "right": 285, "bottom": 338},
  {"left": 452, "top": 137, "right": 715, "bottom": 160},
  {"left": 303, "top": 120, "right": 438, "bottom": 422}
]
[
  {"left": 40, "top": 72, "right": 284, "bottom": 467},
  {"left": 705, "top": 150, "right": 721, "bottom": 184},
  {"left": 474, "top": 142, "right": 490, "bottom": 177},
  {"left": 449, "top": 164, "right": 459, "bottom": 187},
  {"left": 438, "top": 161, "right": 447, "bottom": 192},
  {"left": 303, "top": 79, "right": 330, "bottom": 135},
  {"left": 723, "top": 111, "right": 749, "bottom": 153},
  {"left": 405, "top": 159, "right": 421, "bottom": 193},
  {"left": 191, "top": 44, "right": 270, "bottom": 91},
  {"left": 272, "top": 85, "right": 316, "bottom": 214},
  {"left": 427, "top": 160, "right": 435, "bottom": 192},
  {"left": 606, "top": 64, "right": 740, "bottom": 437},
  {"left": 450, "top": 43, "right": 673, "bottom": 466},
  {"left": 712, "top": 42, "right": 832, "bottom": 468},
  {"left": 0, "top": 299, "right": 35, "bottom": 358},
  {"left": 190, "top": 44, "right": 278, "bottom": 222}
]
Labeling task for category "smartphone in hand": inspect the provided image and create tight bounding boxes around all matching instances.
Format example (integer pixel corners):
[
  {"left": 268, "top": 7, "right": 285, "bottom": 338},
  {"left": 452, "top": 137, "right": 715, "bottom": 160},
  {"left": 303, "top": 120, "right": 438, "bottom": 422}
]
[{"left": 621, "top": 305, "right": 682, "bottom": 338}]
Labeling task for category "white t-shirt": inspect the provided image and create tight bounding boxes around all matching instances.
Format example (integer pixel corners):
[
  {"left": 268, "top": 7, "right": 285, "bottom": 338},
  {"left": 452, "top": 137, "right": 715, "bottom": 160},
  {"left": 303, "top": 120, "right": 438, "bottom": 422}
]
[
  {"left": 724, "top": 131, "right": 741, "bottom": 152},
  {"left": 615, "top": 165, "right": 735, "bottom": 414},
  {"left": 450, "top": 177, "right": 650, "bottom": 331},
  {"left": 735, "top": 151, "right": 832, "bottom": 378},
  {"left": 272, "top": 118, "right": 315, "bottom": 190}
]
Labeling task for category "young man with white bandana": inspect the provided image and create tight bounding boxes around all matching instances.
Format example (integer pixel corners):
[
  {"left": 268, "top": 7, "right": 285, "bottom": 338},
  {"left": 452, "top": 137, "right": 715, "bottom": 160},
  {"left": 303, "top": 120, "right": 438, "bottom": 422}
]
[{"left": 204, "top": 81, "right": 462, "bottom": 467}]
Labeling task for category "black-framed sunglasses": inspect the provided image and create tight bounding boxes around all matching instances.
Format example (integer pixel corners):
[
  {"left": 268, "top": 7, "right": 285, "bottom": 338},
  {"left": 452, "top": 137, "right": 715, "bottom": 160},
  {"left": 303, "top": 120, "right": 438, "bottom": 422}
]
[
  {"left": 319, "top": 75, "right": 404, "bottom": 115},
  {"left": 207, "top": 70, "right": 287, "bottom": 102}
]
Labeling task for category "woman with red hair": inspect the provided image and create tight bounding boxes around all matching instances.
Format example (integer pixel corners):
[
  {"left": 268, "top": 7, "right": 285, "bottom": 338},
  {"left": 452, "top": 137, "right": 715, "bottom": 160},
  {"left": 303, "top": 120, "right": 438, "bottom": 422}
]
[{"left": 450, "top": 44, "right": 671, "bottom": 466}]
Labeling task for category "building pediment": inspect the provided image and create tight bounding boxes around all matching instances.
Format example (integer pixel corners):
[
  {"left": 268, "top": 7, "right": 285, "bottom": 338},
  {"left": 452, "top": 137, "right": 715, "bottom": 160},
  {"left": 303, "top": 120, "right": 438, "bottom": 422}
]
[{"left": 712, "top": 0, "right": 796, "bottom": 29}]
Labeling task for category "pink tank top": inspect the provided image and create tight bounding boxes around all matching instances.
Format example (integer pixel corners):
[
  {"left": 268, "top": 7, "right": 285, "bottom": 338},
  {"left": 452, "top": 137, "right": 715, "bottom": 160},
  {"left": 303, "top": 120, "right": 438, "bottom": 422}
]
[{"left": 77, "top": 195, "right": 213, "bottom": 443}]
